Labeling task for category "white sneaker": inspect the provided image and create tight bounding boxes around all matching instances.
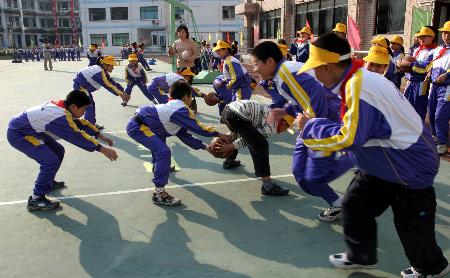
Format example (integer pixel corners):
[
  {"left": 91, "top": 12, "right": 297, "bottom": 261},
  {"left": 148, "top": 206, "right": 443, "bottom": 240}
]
[
  {"left": 318, "top": 206, "right": 342, "bottom": 222},
  {"left": 329, "top": 253, "right": 377, "bottom": 270},
  {"left": 401, "top": 264, "right": 450, "bottom": 278},
  {"left": 437, "top": 144, "right": 448, "bottom": 155}
]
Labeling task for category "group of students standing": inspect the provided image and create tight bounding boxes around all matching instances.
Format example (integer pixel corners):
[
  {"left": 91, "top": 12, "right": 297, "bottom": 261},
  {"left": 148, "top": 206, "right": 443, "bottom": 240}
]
[{"left": 6, "top": 21, "right": 450, "bottom": 278}]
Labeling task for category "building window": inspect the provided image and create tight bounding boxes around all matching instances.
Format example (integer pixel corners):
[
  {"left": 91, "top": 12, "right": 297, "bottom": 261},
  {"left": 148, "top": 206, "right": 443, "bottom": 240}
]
[
  {"left": 22, "top": 0, "right": 34, "bottom": 10},
  {"left": 175, "top": 7, "right": 183, "bottom": 20},
  {"left": 222, "top": 6, "right": 235, "bottom": 19},
  {"left": 38, "top": 1, "right": 51, "bottom": 11},
  {"left": 111, "top": 7, "right": 128, "bottom": 20},
  {"left": 295, "top": 0, "right": 347, "bottom": 36},
  {"left": 89, "top": 8, "right": 106, "bottom": 21},
  {"left": 375, "top": 0, "right": 406, "bottom": 34},
  {"left": 140, "top": 6, "right": 158, "bottom": 20},
  {"left": 59, "top": 18, "right": 70, "bottom": 28},
  {"left": 90, "top": 34, "right": 107, "bottom": 46},
  {"left": 40, "top": 18, "right": 54, "bottom": 28},
  {"left": 23, "top": 17, "right": 36, "bottom": 27},
  {"left": 7, "top": 16, "right": 20, "bottom": 27},
  {"left": 58, "top": 1, "right": 69, "bottom": 11},
  {"left": 25, "top": 34, "right": 38, "bottom": 47},
  {"left": 160, "top": 36, "right": 165, "bottom": 46},
  {"left": 152, "top": 35, "right": 158, "bottom": 45},
  {"left": 260, "top": 9, "right": 281, "bottom": 39},
  {"left": 6, "top": 0, "right": 18, "bottom": 8},
  {"left": 112, "top": 33, "right": 129, "bottom": 46}
]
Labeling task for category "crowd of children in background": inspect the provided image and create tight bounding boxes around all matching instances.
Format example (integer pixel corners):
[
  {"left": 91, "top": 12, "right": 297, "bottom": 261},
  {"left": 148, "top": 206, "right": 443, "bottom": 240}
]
[{"left": 11, "top": 44, "right": 82, "bottom": 62}]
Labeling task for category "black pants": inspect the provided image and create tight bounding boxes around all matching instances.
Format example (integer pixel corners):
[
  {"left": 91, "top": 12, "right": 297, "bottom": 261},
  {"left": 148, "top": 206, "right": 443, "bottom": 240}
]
[
  {"left": 342, "top": 172, "right": 448, "bottom": 275},
  {"left": 222, "top": 107, "right": 270, "bottom": 177}
]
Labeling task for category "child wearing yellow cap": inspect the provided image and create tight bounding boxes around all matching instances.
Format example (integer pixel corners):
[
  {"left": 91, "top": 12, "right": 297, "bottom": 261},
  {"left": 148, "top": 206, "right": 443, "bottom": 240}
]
[
  {"left": 427, "top": 21, "right": 450, "bottom": 155},
  {"left": 73, "top": 56, "right": 130, "bottom": 129},
  {"left": 363, "top": 46, "right": 389, "bottom": 75},
  {"left": 390, "top": 35, "right": 405, "bottom": 89},
  {"left": 213, "top": 40, "right": 253, "bottom": 101},
  {"left": 86, "top": 44, "right": 102, "bottom": 67},
  {"left": 399, "top": 25, "right": 438, "bottom": 121},
  {"left": 122, "top": 54, "right": 149, "bottom": 106},
  {"left": 289, "top": 26, "right": 311, "bottom": 63},
  {"left": 332, "top": 23, "right": 347, "bottom": 38},
  {"left": 296, "top": 32, "right": 448, "bottom": 277}
]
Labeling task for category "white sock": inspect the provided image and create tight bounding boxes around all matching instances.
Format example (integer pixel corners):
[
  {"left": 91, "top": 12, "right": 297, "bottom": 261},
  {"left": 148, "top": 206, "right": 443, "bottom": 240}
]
[
  {"left": 155, "top": 188, "right": 165, "bottom": 194},
  {"left": 332, "top": 197, "right": 342, "bottom": 208},
  {"left": 32, "top": 194, "right": 41, "bottom": 200}
]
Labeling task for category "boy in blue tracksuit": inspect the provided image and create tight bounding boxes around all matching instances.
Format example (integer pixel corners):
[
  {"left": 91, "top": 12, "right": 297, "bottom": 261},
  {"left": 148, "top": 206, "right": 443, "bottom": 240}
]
[
  {"left": 73, "top": 56, "right": 130, "bottom": 128},
  {"left": 7, "top": 90, "right": 118, "bottom": 211},
  {"left": 127, "top": 80, "right": 229, "bottom": 206},
  {"left": 214, "top": 40, "right": 252, "bottom": 101},
  {"left": 212, "top": 74, "right": 233, "bottom": 117},
  {"left": 298, "top": 32, "right": 449, "bottom": 277},
  {"left": 290, "top": 27, "right": 311, "bottom": 63},
  {"left": 428, "top": 21, "right": 450, "bottom": 155},
  {"left": 122, "top": 54, "right": 149, "bottom": 107},
  {"left": 400, "top": 26, "right": 437, "bottom": 121},
  {"left": 251, "top": 41, "right": 353, "bottom": 221},
  {"left": 86, "top": 44, "right": 101, "bottom": 66}
]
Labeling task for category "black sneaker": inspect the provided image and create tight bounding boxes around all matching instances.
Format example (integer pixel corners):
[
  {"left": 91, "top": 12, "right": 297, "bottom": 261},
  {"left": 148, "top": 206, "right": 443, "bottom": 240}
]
[
  {"left": 95, "top": 124, "right": 104, "bottom": 130},
  {"left": 318, "top": 206, "right": 342, "bottom": 222},
  {"left": 121, "top": 102, "right": 128, "bottom": 107},
  {"left": 261, "top": 183, "right": 290, "bottom": 196},
  {"left": 27, "top": 196, "right": 60, "bottom": 211},
  {"left": 223, "top": 159, "right": 241, "bottom": 169},
  {"left": 329, "top": 253, "right": 377, "bottom": 270},
  {"left": 51, "top": 180, "right": 65, "bottom": 190},
  {"left": 152, "top": 192, "right": 181, "bottom": 206}
]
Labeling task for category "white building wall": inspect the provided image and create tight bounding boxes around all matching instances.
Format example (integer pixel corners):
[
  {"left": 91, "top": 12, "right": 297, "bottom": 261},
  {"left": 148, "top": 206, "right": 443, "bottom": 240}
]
[{"left": 80, "top": 0, "right": 243, "bottom": 56}]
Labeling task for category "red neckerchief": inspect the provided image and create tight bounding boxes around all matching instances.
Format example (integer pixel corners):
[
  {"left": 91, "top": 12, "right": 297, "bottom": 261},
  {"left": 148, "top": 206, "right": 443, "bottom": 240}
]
[
  {"left": 413, "top": 43, "right": 437, "bottom": 58},
  {"left": 339, "top": 59, "right": 365, "bottom": 120},
  {"left": 51, "top": 100, "right": 66, "bottom": 109},
  {"left": 432, "top": 45, "right": 450, "bottom": 62}
]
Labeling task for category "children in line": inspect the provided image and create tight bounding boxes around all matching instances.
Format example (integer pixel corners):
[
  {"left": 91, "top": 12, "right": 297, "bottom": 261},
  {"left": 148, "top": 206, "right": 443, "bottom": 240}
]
[{"left": 123, "top": 54, "right": 149, "bottom": 107}]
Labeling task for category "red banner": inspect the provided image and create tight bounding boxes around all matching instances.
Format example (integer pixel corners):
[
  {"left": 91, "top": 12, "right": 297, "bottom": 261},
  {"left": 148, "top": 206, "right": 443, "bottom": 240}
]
[{"left": 52, "top": 0, "right": 59, "bottom": 45}]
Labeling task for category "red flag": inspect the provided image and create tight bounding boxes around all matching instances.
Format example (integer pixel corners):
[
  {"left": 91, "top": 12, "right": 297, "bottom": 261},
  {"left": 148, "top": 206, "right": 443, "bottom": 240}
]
[
  {"left": 102, "top": 37, "right": 105, "bottom": 49},
  {"left": 347, "top": 16, "right": 361, "bottom": 50},
  {"left": 226, "top": 32, "right": 230, "bottom": 43},
  {"left": 305, "top": 20, "right": 314, "bottom": 42}
]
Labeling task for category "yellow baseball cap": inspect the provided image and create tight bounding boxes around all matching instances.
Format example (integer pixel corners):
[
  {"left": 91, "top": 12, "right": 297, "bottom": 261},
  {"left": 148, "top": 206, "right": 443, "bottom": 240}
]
[
  {"left": 101, "top": 56, "right": 118, "bottom": 66},
  {"left": 371, "top": 36, "right": 388, "bottom": 49},
  {"left": 213, "top": 40, "right": 231, "bottom": 52},
  {"left": 128, "top": 54, "right": 138, "bottom": 61},
  {"left": 416, "top": 26, "right": 435, "bottom": 37},
  {"left": 180, "top": 67, "right": 195, "bottom": 76},
  {"left": 363, "top": 46, "right": 390, "bottom": 65},
  {"left": 278, "top": 44, "right": 288, "bottom": 56},
  {"left": 438, "top": 21, "right": 450, "bottom": 32},
  {"left": 390, "top": 35, "right": 403, "bottom": 46},
  {"left": 332, "top": 23, "right": 347, "bottom": 34},
  {"left": 298, "top": 44, "right": 352, "bottom": 74},
  {"left": 299, "top": 27, "right": 312, "bottom": 35}
]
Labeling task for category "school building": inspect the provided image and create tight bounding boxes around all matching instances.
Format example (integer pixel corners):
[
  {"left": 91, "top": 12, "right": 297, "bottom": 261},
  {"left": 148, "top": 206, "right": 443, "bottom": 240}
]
[
  {"left": 236, "top": 0, "right": 450, "bottom": 53},
  {"left": 79, "top": 0, "right": 244, "bottom": 55}
]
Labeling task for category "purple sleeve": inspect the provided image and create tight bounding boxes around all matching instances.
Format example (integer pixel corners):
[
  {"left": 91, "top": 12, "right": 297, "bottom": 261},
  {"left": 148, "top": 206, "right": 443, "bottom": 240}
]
[
  {"left": 176, "top": 129, "right": 206, "bottom": 150},
  {"left": 170, "top": 107, "right": 219, "bottom": 137}
]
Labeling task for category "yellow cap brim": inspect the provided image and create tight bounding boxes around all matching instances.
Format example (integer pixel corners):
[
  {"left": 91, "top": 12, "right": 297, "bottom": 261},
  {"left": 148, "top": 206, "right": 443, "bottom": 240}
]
[
  {"left": 438, "top": 27, "right": 450, "bottom": 32},
  {"left": 212, "top": 46, "right": 224, "bottom": 52},
  {"left": 363, "top": 55, "right": 389, "bottom": 65},
  {"left": 298, "top": 60, "right": 326, "bottom": 74},
  {"left": 128, "top": 58, "right": 138, "bottom": 62}
]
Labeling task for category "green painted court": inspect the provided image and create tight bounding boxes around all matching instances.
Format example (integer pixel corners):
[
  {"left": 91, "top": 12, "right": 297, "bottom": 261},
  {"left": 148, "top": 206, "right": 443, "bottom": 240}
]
[{"left": 0, "top": 59, "right": 448, "bottom": 278}]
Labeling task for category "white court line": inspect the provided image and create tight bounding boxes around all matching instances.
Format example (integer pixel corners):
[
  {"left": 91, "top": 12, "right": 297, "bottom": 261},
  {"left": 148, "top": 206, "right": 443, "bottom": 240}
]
[{"left": 0, "top": 174, "right": 294, "bottom": 206}]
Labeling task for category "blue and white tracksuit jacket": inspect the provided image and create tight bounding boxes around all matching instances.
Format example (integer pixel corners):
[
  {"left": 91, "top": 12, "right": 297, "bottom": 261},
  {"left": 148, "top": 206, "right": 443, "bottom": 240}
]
[
  {"left": 259, "top": 80, "right": 287, "bottom": 109},
  {"left": 86, "top": 49, "right": 101, "bottom": 66},
  {"left": 126, "top": 100, "right": 218, "bottom": 187},
  {"left": 289, "top": 39, "right": 310, "bottom": 63},
  {"left": 428, "top": 44, "right": 450, "bottom": 145},
  {"left": 404, "top": 46, "right": 436, "bottom": 120},
  {"left": 273, "top": 60, "right": 353, "bottom": 204},
  {"left": 73, "top": 65, "right": 125, "bottom": 124},
  {"left": 302, "top": 68, "right": 439, "bottom": 189},
  {"left": 212, "top": 75, "right": 233, "bottom": 117},
  {"left": 125, "top": 64, "right": 149, "bottom": 100},
  {"left": 7, "top": 101, "right": 102, "bottom": 196},
  {"left": 146, "top": 73, "right": 185, "bottom": 104},
  {"left": 222, "top": 55, "right": 252, "bottom": 100},
  {"left": 389, "top": 50, "right": 405, "bottom": 89}
]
